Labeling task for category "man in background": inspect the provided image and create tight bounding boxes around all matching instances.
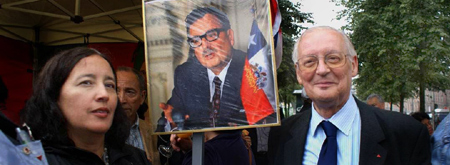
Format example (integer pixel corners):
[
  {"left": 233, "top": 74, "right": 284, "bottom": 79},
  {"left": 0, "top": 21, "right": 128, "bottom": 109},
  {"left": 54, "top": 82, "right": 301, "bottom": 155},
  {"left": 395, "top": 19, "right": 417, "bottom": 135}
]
[
  {"left": 411, "top": 111, "right": 434, "bottom": 135},
  {"left": 366, "top": 94, "right": 385, "bottom": 109},
  {"left": 116, "top": 67, "right": 158, "bottom": 163}
]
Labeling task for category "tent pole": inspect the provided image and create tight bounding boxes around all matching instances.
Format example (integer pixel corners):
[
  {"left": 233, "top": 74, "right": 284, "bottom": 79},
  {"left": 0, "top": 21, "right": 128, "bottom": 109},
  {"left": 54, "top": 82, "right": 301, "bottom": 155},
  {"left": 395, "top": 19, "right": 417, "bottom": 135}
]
[
  {"left": 114, "top": 22, "right": 142, "bottom": 42},
  {"left": 2, "top": 6, "right": 70, "bottom": 20},
  {"left": 42, "top": 24, "right": 141, "bottom": 36},
  {"left": 84, "top": 6, "right": 141, "bottom": 20},
  {"left": 75, "top": 0, "right": 81, "bottom": 15},
  {"left": 0, "top": 26, "right": 31, "bottom": 43},
  {"left": 47, "top": 0, "right": 75, "bottom": 17},
  {"left": 88, "top": 0, "right": 142, "bottom": 41},
  {"left": 46, "top": 34, "right": 137, "bottom": 45},
  {"left": 1, "top": 0, "right": 38, "bottom": 7}
]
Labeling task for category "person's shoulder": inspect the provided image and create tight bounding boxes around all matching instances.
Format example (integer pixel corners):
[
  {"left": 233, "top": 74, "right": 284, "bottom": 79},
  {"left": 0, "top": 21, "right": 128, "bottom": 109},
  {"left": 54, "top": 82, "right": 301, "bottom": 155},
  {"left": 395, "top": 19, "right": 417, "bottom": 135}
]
[
  {"left": 173, "top": 58, "right": 206, "bottom": 79},
  {"left": 233, "top": 49, "right": 247, "bottom": 55},
  {"left": 433, "top": 114, "right": 450, "bottom": 139},
  {"left": 138, "top": 119, "right": 153, "bottom": 136},
  {"left": 138, "top": 119, "right": 149, "bottom": 129},
  {"left": 357, "top": 99, "right": 425, "bottom": 132},
  {"left": 374, "top": 107, "right": 421, "bottom": 126},
  {"left": 271, "top": 109, "right": 311, "bottom": 135},
  {"left": 44, "top": 145, "right": 105, "bottom": 165},
  {"left": 232, "top": 49, "right": 247, "bottom": 61},
  {"left": 284, "top": 108, "right": 311, "bottom": 126},
  {"left": 175, "top": 60, "right": 199, "bottom": 71},
  {"left": 112, "top": 145, "right": 151, "bottom": 165},
  {"left": 431, "top": 115, "right": 450, "bottom": 164},
  {"left": 121, "top": 144, "right": 147, "bottom": 156}
]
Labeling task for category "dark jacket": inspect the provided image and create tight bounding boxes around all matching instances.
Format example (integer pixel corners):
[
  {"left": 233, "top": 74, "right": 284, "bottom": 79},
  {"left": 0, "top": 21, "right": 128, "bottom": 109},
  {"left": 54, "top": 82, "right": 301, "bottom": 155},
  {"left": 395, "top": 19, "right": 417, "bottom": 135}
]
[
  {"left": 0, "top": 111, "right": 19, "bottom": 145},
  {"left": 268, "top": 98, "right": 431, "bottom": 165},
  {"left": 182, "top": 131, "right": 255, "bottom": 165},
  {"left": 45, "top": 144, "right": 151, "bottom": 165}
]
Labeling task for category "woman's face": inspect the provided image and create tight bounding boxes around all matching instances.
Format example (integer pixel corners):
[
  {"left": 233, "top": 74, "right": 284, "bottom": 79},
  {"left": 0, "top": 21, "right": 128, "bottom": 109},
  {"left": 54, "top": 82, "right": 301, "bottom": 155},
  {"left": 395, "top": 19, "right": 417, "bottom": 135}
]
[{"left": 58, "top": 55, "right": 117, "bottom": 135}]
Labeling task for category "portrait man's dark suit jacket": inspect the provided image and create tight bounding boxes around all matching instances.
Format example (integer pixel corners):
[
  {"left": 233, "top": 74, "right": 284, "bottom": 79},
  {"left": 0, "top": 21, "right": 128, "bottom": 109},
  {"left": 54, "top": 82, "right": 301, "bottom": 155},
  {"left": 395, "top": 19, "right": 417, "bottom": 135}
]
[
  {"left": 166, "top": 49, "right": 248, "bottom": 130},
  {"left": 268, "top": 98, "right": 431, "bottom": 165}
]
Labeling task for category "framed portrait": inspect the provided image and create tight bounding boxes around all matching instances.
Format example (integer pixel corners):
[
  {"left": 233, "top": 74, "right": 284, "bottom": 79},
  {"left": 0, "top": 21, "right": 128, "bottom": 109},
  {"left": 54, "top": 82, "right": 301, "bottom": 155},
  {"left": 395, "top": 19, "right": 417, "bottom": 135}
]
[{"left": 143, "top": 0, "right": 279, "bottom": 134}]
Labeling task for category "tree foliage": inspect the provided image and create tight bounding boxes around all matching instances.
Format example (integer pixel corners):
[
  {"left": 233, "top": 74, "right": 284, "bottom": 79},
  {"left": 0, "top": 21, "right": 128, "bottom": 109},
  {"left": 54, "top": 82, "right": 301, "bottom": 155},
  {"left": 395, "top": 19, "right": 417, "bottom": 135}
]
[
  {"left": 335, "top": 0, "right": 450, "bottom": 112},
  {"left": 276, "top": 0, "right": 312, "bottom": 117}
]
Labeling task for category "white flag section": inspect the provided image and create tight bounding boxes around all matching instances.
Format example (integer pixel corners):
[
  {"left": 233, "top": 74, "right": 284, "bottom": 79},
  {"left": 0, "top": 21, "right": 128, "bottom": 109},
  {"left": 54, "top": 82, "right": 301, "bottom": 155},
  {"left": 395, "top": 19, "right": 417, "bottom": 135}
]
[
  {"left": 247, "top": 20, "right": 277, "bottom": 111},
  {"left": 270, "top": 0, "right": 283, "bottom": 69}
]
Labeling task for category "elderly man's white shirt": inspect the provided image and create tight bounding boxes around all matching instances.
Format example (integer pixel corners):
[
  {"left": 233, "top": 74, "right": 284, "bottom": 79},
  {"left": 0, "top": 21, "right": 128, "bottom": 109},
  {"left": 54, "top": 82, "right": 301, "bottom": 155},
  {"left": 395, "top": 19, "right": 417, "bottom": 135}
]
[
  {"left": 303, "top": 94, "right": 361, "bottom": 165},
  {"left": 207, "top": 60, "right": 231, "bottom": 101}
]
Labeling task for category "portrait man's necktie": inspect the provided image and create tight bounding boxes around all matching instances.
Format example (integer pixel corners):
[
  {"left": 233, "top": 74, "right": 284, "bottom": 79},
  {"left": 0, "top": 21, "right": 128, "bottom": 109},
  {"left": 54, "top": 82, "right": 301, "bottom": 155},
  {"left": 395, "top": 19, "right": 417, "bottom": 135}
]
[
  {"left": 210, "top": 77, "right": 221, "bottom": 127},
  {"left": 317, "top": 121, "right": 338, "bottom": 165}
]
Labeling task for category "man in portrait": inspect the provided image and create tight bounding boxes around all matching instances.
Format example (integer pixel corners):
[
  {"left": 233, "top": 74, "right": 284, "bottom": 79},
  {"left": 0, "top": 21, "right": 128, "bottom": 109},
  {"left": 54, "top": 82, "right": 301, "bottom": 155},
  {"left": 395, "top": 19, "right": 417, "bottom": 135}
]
[{"left": 159, "top": 7, "right": 249, "bottom": 130}]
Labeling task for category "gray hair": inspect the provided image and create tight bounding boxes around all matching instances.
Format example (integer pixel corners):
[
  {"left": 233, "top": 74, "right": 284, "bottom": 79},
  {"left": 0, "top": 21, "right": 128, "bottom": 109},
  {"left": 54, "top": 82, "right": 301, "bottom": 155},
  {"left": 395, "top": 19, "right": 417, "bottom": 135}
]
[
  {"left": 292, "top": 26, "right": 357, "bottom": 64},
  {"left": 366, "top": 94, "right": 384, "bottom": 103},
  {"left": 116, "top": 66, "right": 146, "bottom": 92}
]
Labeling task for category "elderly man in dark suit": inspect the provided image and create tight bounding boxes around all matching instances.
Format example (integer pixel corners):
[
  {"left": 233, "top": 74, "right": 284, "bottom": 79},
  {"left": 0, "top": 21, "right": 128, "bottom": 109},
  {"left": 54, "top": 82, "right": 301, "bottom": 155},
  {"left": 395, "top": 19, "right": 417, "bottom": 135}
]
[
  {"left": 159, "top": 7, "right": 247, "bottom": 130},
  {"left": 268, "top": 26, "right": 430, "bottom": 165}
]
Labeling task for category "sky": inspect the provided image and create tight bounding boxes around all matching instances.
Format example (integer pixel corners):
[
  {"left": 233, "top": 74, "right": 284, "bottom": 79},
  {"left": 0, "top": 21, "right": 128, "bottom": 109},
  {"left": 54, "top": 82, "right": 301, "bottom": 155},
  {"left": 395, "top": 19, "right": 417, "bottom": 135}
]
[{"left": 290, "top": 0, "right": 348, "bottom": 30}]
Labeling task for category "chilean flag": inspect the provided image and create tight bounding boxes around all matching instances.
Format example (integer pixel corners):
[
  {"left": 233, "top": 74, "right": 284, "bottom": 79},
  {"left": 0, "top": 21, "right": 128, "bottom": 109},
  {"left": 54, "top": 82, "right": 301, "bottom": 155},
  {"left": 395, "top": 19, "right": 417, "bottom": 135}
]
[{"left": 240, "top": 20, "right": 276, "bottom": 125}]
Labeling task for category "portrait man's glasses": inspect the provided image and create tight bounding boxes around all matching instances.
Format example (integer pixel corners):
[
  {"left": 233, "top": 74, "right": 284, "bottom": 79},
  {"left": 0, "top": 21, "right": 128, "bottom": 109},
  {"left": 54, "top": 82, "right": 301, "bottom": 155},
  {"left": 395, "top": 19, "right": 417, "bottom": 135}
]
[
  {"left": 296, "top": 53, "right": 349, "bottom": 72},
  {"left": 188, "top": 28, "right": 228, "bottom": 48}
]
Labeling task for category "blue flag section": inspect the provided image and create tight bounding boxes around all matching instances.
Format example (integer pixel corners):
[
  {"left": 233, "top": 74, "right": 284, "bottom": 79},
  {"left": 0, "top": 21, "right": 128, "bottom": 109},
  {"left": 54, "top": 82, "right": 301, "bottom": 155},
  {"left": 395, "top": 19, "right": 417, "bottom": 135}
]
[{"left": 248, "top": 20, "right": 267, "bottom": 59}]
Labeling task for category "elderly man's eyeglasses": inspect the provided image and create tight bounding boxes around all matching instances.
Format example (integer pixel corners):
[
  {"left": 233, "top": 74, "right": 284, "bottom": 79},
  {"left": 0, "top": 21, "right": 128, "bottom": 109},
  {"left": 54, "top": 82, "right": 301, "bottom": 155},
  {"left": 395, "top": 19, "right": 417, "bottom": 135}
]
[
  {"left": 296, "top": 53, "right": 349, "bottom": 72},
  {"left": 188, "top": 28, "right": 227, "bottom": 48}
]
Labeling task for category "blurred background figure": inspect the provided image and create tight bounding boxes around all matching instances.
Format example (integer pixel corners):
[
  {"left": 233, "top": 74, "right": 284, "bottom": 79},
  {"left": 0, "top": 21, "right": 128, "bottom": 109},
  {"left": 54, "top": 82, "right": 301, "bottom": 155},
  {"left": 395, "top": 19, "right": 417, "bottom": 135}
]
[
  {"left": 1, "top": 76, "right": 47, "bottom": 164},
  {"left": 411, "top": 112, "right": 434, "bottom": 135},
  {"left": 366, "top": 94, "right": 385, "bottom": 110},
  {"left": 21, "top": 47, "right": 150, "bottom": 164},
  {"left": 431, "top": 114, "right": 450, "bottom": 164},
  {"left": 116, "top": 66, "right": 158, "bottom": 163}
]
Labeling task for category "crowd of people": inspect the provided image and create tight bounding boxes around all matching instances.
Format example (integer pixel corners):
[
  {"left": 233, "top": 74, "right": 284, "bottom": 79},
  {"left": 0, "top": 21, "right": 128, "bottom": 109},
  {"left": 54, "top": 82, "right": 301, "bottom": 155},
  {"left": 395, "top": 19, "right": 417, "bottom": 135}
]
[{"left": 1, "top": 5, "right": 449, "bottom": 165}]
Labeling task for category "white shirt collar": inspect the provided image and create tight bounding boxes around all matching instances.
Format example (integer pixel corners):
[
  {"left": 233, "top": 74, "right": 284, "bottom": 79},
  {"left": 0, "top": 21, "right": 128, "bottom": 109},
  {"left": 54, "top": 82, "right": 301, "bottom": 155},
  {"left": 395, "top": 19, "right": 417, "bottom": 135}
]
[
  {"left": 207, "top": 59, "right": 232, "bottom": 101},
  {"left": 132, "top": 113, "right": 140, "bottom": 128},
  {"left": 207, "top": 59, "right": 232, "bottom": 82},
  {"left": 310, "top": 94, "right": 358, "bottom": 136}
]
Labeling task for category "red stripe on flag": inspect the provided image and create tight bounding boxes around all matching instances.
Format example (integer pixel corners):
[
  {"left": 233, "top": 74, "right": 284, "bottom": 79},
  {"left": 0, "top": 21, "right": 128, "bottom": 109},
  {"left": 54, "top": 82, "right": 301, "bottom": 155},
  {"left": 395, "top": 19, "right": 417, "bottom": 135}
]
[
  {"left": 241, "top": 57, "right": 274, "bottom": 125},
  {"left": 270, "top": 0, "right": 278, "bottom": 27}
]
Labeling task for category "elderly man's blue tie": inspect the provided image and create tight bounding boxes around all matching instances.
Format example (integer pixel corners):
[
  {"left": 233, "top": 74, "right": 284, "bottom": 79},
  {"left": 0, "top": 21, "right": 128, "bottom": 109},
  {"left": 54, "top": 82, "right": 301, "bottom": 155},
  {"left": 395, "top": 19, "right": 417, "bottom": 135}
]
[{"left": 318, "top": 121, "right": 338, "bottom": 165}]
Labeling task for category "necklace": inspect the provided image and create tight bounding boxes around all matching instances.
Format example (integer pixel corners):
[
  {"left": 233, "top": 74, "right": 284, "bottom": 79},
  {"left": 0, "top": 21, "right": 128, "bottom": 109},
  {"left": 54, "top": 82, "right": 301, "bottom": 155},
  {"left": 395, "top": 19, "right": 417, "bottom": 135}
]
[{"left": 102, "top": 147, "right": 109, "bottom": 165}]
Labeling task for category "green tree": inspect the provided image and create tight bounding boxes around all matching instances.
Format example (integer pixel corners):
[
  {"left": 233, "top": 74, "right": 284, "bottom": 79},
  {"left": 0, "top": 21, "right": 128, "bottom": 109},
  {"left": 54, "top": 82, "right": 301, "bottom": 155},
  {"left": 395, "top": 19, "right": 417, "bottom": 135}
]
[
  {"left": 276, "top": 0, "right": 312, "bottom": 117},
  {"left": 335, "top": 0, "right": 450, "bottom": 112}
]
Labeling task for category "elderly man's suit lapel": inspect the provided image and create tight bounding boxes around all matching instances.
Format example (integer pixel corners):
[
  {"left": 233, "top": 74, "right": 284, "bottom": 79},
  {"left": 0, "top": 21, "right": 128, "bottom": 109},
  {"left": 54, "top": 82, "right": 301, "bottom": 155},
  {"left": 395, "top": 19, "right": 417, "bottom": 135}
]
[
  {"left": 281, "top": 99, "right": 388, "bottom": 164},
  {"left": 357, "top": 100, "right": 387, "bottom": 165},
  {"left": 274, "top": 109, "right": 311, "bottom": 165}
]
